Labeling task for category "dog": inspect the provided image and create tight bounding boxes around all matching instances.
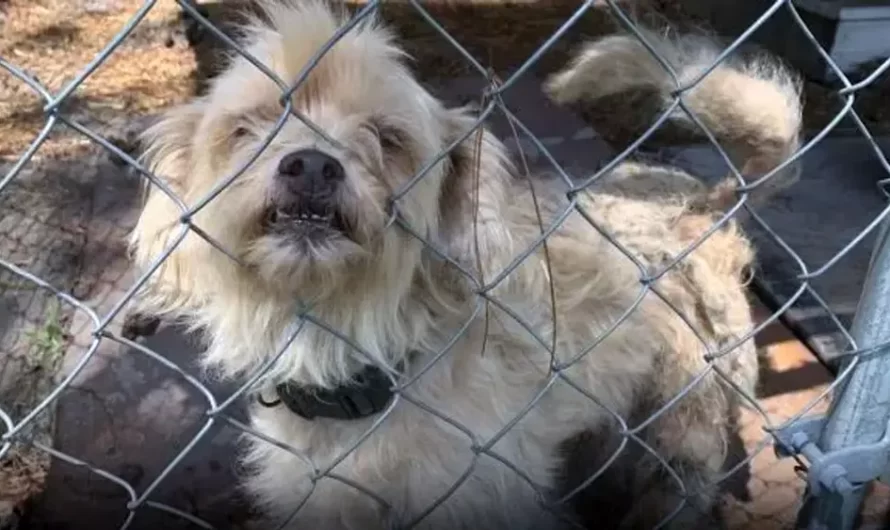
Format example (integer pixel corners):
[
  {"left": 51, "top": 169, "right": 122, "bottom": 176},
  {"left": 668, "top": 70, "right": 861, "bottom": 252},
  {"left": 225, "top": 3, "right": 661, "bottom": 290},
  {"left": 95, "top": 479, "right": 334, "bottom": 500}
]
[
  {"left": 542, "top": 28, "right": 802, "bottom": 528},
  {"left": 127, "top": 2, "right": 802, "bottom": 528},
  {"left": 542, "top": 29, "right": 801, "bottom": 528}
]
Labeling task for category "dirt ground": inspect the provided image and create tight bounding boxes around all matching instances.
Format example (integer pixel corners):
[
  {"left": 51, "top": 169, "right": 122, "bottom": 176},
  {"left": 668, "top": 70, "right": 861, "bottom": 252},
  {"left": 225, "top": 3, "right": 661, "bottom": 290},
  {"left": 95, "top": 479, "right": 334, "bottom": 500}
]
[{"left": 0, "top": 0, "right": 196, "bottom": 159}]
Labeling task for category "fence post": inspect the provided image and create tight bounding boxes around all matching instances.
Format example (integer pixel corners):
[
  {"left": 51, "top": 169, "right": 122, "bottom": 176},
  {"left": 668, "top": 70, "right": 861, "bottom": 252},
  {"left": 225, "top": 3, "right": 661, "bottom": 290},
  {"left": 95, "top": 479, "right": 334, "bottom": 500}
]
[{"left": 794, "top": 215, "right": 890, "bottom": 530}]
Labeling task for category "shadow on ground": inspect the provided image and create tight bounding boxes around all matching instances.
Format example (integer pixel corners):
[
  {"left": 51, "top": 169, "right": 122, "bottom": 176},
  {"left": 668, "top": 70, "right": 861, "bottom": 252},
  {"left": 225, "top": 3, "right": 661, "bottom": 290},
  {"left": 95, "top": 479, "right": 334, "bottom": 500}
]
[{"left": 22, "top": 325, "right": 253, "bottom": 530}]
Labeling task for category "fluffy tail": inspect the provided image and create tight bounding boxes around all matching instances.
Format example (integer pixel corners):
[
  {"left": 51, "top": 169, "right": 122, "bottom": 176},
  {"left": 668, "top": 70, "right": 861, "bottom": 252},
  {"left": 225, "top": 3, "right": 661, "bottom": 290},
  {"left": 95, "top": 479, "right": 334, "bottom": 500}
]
[{"left": 545, "top": 28, "right": 803, "bottom": 210}]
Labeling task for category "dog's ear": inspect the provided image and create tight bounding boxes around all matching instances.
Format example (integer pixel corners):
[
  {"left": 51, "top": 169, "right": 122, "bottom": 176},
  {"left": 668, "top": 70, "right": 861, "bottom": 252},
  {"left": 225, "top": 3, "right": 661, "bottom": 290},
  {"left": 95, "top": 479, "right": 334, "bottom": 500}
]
[
  {"left": 139, "top": 101, "right": 205, "bottom": 194},
  {"left": 128, "top": 102, "right": 207, "bottom": 319},
  {"left": 436, "top": 109, "right": 515, "bottom": 281}
]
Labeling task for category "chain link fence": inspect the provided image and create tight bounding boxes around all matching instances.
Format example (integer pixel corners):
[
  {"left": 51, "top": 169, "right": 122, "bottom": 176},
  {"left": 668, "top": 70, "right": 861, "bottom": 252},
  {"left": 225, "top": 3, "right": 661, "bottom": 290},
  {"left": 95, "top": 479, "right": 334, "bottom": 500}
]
[{"left": 2, "top": 0, "right": 890, "bottom": 528}]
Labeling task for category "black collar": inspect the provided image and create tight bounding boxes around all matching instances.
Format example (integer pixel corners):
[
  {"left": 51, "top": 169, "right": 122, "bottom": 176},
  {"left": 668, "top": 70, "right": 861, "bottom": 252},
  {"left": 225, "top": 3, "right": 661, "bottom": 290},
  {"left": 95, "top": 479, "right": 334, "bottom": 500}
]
[{"left": 259, "top": 364, "right": 396, "bottom": 421}]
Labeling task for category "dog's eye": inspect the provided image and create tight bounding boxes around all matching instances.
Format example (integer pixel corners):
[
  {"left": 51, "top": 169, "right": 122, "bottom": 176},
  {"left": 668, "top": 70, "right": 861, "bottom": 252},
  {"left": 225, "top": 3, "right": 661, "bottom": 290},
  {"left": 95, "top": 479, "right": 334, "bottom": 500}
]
[
  {"left": 233, "top": 126, "right": 250, "bottom": 139},
  {"left": 378, "top": 127, "right": 403, "bottom": 151},
  {"left": 365, "top": 120, "right": 403, "bottom": 152}
]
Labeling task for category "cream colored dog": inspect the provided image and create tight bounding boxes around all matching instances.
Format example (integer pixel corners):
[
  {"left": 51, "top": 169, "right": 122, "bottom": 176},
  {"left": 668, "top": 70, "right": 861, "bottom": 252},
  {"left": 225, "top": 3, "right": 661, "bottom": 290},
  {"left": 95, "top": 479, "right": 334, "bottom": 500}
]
[{"left": 128, "top": 2, "right": 802, "bottom": 528}]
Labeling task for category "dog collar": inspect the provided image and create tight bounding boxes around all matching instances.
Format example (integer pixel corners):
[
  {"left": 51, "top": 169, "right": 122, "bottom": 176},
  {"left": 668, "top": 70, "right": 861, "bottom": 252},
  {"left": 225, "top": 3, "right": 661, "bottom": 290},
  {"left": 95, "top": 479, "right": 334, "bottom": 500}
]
[{"left": 259, "top": 363, "right": 396, "bottom": 421}]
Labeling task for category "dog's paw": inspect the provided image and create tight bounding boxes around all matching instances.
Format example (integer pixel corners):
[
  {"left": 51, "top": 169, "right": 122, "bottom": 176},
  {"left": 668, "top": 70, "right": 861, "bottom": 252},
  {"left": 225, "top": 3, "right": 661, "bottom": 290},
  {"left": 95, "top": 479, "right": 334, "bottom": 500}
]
[{"left": 121, "top": 312, "right": 162, "bottom": 341}]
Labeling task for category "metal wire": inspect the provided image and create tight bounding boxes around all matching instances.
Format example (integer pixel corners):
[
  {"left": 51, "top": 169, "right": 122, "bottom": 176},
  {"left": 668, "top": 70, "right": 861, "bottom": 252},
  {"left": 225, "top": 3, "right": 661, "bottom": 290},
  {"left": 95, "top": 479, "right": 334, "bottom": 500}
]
[{"left": 1, "top": 0, "right": 889, "bottom": 529}]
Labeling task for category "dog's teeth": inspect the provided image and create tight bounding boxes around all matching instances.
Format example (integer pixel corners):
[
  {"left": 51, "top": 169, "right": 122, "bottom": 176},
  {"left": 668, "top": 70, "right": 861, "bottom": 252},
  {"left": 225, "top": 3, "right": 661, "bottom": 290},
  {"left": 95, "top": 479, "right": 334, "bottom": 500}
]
[
  {"left": 269, "top": 208, "right": 337, "bottom": 228},
  {"left": 289, "top": 213, "right": 330, "bottom": 222}
]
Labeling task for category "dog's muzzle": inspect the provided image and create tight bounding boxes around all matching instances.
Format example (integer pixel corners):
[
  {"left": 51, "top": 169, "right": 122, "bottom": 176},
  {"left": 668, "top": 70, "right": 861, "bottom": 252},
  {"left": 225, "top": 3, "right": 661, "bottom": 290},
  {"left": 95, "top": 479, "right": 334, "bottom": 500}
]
[
  {"left": 262, "top": 148, "right": 349, "bottom": 238},
  {"left": 278, "top": 148, "right": 345, "bottom": 189}
]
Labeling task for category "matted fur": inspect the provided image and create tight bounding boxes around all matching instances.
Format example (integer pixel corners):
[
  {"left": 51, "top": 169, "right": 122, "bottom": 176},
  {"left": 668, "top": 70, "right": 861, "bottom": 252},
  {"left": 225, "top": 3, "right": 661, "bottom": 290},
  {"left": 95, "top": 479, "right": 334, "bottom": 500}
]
[
  {"left": 546, "top": 27, "right": 803, "bottom": 209},
  {"left": 128, "top": 2, "right": 802, "bottom": 528}
]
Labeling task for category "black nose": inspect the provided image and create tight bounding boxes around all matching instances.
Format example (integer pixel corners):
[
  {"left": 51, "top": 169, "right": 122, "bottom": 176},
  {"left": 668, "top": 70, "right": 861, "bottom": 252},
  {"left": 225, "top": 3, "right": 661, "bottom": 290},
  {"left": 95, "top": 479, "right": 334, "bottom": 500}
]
[{"left": 278, "top": 149, "right": 345, "bottom": 182}]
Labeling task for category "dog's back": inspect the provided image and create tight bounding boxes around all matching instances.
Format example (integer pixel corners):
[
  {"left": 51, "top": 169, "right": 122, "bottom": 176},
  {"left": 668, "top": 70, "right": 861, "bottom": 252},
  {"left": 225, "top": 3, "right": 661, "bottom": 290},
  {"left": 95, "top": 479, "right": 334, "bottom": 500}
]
[{"left": 541, "top": 27, "right": 803, "bottom": 529}]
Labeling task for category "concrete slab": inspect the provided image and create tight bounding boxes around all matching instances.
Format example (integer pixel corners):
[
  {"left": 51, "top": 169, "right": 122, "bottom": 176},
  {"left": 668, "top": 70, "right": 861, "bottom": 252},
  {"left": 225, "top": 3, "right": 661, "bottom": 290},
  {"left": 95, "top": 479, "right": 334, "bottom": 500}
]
[
  {"left": 679, "top": 0, "right": 890, "bottom": 83},
  {"left": 9, "top": 137, "right": 251, "bottom": 529},
  {"left": 424, "top": 74, "right": 615, "bottom": 174},
  {"left": 0, "top": 140, "right": 136, "bottom": 527},
  {"left": 425, "top": 75, "right": 591, "bottom": 139},
  {"left": 29, "top": 322, "right": 250, "bottom": 530},
  {"left": 21, "top": 165, "right": 251, "bottom": 527},
  {"left": 660, "top": 136, "right": 890, "bottom": 364}
]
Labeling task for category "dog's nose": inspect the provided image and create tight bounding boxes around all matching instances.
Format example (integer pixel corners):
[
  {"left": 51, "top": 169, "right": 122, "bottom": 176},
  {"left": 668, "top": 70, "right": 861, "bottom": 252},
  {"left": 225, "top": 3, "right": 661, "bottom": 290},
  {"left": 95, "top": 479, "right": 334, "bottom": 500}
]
[{"left": 278, "top": 149, "right": 345, "bottom": 182}]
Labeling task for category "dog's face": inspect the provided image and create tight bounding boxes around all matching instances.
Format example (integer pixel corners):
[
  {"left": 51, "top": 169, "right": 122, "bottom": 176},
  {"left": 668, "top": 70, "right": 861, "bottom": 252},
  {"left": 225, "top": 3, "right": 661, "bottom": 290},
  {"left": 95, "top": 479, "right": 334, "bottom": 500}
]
[
  {"left": 211, "top": 20, "right": 453, "bottom": 290},
  {"left": 132, "top": 1, "right": 511, "bottom": 313}
]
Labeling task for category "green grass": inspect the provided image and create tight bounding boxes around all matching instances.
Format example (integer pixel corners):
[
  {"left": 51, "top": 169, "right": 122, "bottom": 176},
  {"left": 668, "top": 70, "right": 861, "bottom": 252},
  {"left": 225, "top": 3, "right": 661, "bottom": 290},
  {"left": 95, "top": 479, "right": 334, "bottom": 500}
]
[{"left": 24, "top": 299, "right": 68, "bottom": 372}]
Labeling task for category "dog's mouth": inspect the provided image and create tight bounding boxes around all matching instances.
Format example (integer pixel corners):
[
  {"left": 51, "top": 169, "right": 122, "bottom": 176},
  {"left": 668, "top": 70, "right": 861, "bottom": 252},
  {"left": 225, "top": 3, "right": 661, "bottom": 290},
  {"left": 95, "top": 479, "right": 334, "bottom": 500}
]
[{"left": 261, "top": 201, "right": 350, "bottom": 240}]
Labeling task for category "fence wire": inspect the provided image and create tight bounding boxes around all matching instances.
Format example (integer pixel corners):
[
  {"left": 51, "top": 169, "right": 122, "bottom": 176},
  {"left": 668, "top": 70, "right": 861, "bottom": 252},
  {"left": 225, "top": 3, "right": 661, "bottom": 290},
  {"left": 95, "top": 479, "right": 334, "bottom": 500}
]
[{"left": 1, "top": 0, "right": 890, "bottom": 529}]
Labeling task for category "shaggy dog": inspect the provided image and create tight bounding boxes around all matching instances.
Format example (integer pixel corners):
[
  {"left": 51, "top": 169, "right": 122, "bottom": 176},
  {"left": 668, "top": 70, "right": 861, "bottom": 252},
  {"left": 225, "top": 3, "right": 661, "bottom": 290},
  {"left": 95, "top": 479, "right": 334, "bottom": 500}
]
[
  {"left": 543, "top": 31, "right": 801, "bottom": 527},
  {"left": 127, "top": 1, "right": 802, "bottom": 528}
]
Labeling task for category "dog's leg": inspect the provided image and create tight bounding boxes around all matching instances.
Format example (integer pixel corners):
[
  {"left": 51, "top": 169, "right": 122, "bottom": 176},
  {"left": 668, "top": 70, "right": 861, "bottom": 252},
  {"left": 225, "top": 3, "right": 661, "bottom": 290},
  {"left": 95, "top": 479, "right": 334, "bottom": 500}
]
[
  {"left": 560, "top": 387, "right": 733, "bottom": 530},
  {"left": 615, "top": 429, "right": 725, "bottom": 530},
  {"left": 558, "top": 427, "right": 646, "bottom": 529}
]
